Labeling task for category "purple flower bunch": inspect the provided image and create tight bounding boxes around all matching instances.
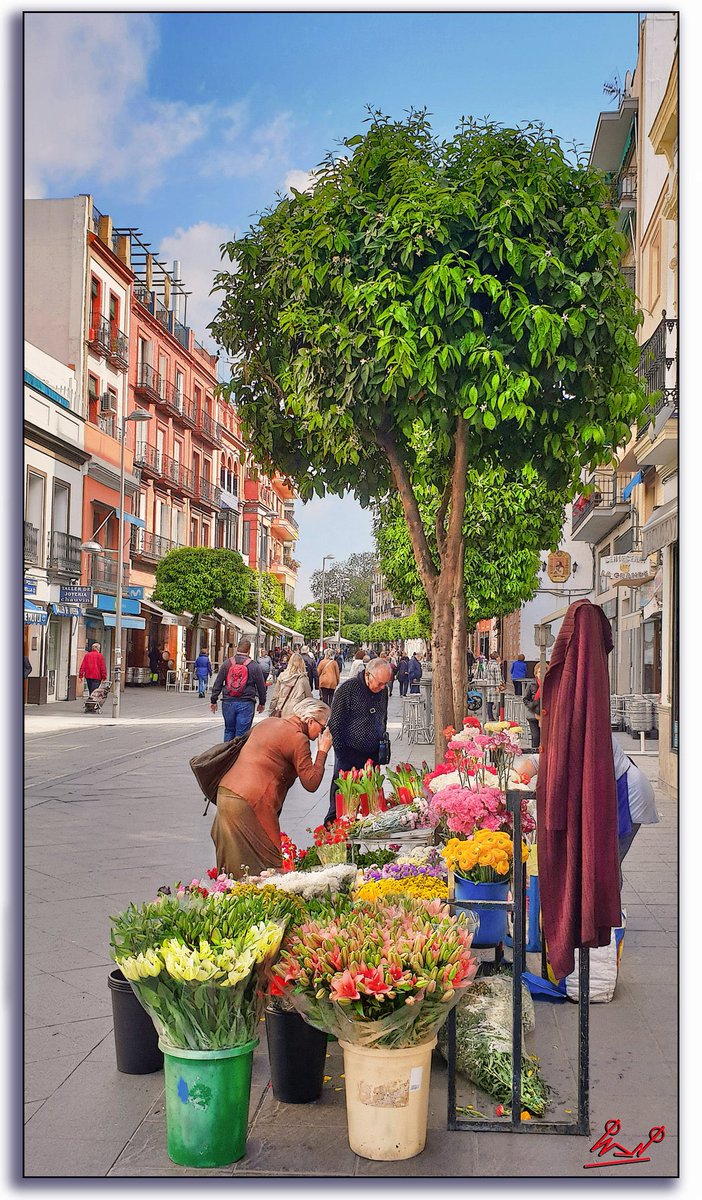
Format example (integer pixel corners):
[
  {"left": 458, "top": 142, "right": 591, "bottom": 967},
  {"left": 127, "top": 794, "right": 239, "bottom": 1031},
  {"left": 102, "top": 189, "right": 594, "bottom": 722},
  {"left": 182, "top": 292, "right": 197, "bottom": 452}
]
[{"left": 361, "top": 861, "right": 447, "bottom": 884}]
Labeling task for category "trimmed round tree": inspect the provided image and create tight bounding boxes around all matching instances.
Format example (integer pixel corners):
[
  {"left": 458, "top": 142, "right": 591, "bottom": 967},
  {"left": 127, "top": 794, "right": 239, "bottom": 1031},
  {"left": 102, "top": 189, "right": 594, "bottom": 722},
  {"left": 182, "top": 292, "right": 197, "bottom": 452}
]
[{"left": 211, "top": 111, "right": 645, "bottom": 751}]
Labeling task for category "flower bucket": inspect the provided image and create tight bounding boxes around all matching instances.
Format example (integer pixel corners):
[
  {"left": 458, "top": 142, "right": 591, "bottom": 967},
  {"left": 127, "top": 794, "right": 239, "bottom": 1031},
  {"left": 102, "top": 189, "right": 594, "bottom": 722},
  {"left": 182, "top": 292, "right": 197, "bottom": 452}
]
[
  {"left": 317, "top": 842, "right": 347, "bottom": 865},
  {"left": 454, "top": 878, "right": 509, "bottom": 947},
  {"left": 108, "top": 968, "right": 164, "bottom": 1075},
  {"left": 336, "top": 793, "right": 359, "bottom": 820},
  {"left": 339, "top": 1038, "right": 437, "bottom": 1160},
  {"left": 265, "top": 1007, "right": 328, "bottom": 1103},
  {"left": 160, "top": 1039, "right": 258, "bottom": 1167}
]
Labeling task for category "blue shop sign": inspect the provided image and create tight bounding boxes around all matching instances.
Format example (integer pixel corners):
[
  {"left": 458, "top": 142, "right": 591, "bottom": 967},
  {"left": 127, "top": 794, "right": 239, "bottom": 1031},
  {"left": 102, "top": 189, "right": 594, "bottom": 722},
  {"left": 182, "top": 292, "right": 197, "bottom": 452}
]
[
  {"left": 125, "top": 585, "right": 144, "bottom": 600},
  {"left": 24, "top": 578, "right": 38, "bottom": 596},
  {"left": 51, "top": 603, "right": 82, "bottom": 617},
  {"left": 95, "top": 593, "right": 141, "bottom": 616},
  {"left": 60, "top": 585, "right": 92, "bottom": 604}
]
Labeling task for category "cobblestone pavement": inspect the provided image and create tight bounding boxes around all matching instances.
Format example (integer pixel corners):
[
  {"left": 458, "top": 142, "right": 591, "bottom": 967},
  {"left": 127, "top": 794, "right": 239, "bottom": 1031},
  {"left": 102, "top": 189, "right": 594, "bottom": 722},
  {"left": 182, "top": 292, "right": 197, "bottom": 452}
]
[{"left": 23, "top": 678, "right": 678, "bottom": 1178}]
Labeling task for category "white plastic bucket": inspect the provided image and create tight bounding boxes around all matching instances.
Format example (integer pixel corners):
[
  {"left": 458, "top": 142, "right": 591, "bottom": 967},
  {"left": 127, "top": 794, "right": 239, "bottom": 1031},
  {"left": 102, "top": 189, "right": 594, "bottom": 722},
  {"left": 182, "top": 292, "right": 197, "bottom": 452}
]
[{"left": 339, "top": 1037, "right": 437, "bottom": 1160}]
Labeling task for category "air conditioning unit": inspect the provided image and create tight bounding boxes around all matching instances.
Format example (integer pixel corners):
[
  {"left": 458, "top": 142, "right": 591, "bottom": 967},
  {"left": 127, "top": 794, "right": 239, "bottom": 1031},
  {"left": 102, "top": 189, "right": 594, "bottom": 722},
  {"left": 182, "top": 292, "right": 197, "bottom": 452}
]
[{"left": 99, "top": 393, "right": 117, "bottom": 414}]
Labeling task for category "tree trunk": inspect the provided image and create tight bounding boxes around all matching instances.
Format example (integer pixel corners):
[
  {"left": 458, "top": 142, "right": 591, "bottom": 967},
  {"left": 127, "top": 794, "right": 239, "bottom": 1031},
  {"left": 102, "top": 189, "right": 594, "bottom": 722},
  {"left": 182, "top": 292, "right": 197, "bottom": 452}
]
[
  {"left": 450, "top": 576, "right": 467, "bottom": 728},
  {"left": 430, "top": 590, "right": 456, "bottom": 762}
]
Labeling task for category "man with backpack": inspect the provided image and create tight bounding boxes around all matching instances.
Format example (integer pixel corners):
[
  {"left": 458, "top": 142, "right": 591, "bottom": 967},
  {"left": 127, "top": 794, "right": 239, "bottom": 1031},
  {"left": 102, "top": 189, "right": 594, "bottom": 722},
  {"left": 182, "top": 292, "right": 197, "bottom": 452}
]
[{"left": 210, "top": 638, "right": 267, "bottom": 742}]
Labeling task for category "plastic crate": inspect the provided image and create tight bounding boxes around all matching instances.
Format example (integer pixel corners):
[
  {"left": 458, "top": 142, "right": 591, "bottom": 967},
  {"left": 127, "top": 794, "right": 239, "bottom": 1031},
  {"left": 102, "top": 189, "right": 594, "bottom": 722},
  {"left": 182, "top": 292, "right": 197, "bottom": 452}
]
[{"left": 623, "top": 695, "right": 653, "bottom": 733}]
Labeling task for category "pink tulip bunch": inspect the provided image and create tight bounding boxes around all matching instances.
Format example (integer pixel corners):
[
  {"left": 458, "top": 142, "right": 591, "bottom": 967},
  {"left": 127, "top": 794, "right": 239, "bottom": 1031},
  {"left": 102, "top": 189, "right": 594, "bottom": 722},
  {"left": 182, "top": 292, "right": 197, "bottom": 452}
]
[{"left": 273, "top": 898, "right": 478, "bottom": 1047}]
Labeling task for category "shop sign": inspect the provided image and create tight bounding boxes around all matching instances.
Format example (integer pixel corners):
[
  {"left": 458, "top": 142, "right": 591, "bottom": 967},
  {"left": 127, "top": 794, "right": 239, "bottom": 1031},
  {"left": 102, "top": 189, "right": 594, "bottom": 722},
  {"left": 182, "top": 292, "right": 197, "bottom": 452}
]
[
  {"left": 60, "top": 585, "right": 92, "bottom": 604},
  {"left": 51, "top": 603, "right": 82, "bottom": 617},
  {"left": 160, "top": 614, "right": 179, "bottom": 625},
  {"left": 24, "top": 607, "right": 48, "bottom": 626},
  {"left": 600, "top": 555, "right": 655, "bottom": 584},
  {"left": 547, "top": 551, "right": 571, "bottom": 583},
  {"left": 125, "top": 585, "right": 145, "bottom": 600},
  {"left": 24, "top": 578, "right": 37, "bottom": 596}
]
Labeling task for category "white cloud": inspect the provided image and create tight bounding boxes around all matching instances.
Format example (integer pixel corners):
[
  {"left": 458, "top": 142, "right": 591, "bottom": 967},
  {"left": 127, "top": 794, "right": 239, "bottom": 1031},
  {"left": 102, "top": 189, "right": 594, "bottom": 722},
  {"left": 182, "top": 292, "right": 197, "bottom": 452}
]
[
  {"left": 158, "top": 221, "right": 238, "bottom": 353},
  {"left": 295, "top": 495, "right": 374, "bottom": 605},
  {"left": 24, "top": 13, "right": 209, "bottom": 198},
  {"left": 284, "top": 169, "right": 316, "bottom": 195},
  {"left": 202, "top": 110, "right": 295, "bottom": 180}
]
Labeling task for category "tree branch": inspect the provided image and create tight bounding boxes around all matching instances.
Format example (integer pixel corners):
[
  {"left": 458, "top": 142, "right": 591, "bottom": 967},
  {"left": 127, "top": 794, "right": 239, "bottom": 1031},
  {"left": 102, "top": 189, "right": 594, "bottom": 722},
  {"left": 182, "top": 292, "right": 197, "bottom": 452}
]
[
  {"left": 376, "top": 431, "right": 439, "bottom": 604},
  {"left": 445, "top": 415, "right": 469, "bottom": 576},
  {"left": 435, "top": 478, "right": 452, "bottom": 559}
]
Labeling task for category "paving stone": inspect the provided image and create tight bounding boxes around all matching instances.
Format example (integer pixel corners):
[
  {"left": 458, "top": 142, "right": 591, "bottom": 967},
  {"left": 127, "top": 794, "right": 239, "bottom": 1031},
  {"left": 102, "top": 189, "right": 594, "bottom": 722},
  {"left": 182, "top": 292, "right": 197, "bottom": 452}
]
[{"left": 25, "top": 1052, "right": 87, "bottom": 1103}]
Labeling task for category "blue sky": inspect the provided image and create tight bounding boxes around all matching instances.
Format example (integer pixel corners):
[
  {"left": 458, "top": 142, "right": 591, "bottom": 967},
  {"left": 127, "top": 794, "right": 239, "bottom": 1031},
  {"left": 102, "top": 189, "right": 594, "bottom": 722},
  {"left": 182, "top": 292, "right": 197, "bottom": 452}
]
[{"left": 24, "top": 8, "right": 640, "bottom": 603}]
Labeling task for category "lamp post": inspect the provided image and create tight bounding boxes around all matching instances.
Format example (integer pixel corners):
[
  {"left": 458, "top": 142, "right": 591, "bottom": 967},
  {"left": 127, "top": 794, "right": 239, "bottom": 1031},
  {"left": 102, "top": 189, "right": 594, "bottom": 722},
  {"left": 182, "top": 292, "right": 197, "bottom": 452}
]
[
  {"left": 84, "top": 408, "right": 151, "bottom": 719},
  {"left": 320, "top": 554, "right": 335, "bottom": 652},
  {"left": 255, "top": 504, "right": 273, "bottom": 659}
]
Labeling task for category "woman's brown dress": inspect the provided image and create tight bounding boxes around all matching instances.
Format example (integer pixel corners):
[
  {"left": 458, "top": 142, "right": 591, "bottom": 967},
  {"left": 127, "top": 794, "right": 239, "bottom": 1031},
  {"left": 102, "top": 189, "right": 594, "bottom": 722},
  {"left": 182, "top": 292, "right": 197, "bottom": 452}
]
[{"left": 211, "top": 715, "right": 328, "bottom": 879}]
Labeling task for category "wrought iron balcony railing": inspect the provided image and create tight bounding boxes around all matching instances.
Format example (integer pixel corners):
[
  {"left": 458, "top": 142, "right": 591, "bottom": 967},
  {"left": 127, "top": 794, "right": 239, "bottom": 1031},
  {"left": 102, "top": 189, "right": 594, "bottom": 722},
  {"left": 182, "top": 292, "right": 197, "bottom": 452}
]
[
  {"left": 48, "top": 531, "right": 82, "bottom": 574},
  {"left": 134, "top": 361, "right": 162, "bottom": 402},
  {"left": 133, "top": 443, "right": 161, "bottom": 476},
  {"left": 131, "top": 528, "right": 178, "bottom": 561},
  {"left": 24, "top": 521, "right": 39, "bottom": 565},
  {"left": 571, "top": 471, "right": 631, "bottom": 534},
  {"left": 88, "top": 314, "right": 112, "bottom": 355},
  {"left": 283, "top": 506, "right": 299, "bottom": 533},
  {"left": 617, "top": 165, "right": 637, "bottom": 206},
  {"left": 636, "top": 312, "right": 678, "bottom": 438},
  {"left": 196, "top": 410, "right": 219, "bottom": 444},
  {"left": 195, "top": 477, "right": 221, "bottom": 507},
  {"left": 90, "top": 557, "right": 130, "bottom": 591},
  {"left": 108, "top": 326, "right": 129, "bottom": 369}
]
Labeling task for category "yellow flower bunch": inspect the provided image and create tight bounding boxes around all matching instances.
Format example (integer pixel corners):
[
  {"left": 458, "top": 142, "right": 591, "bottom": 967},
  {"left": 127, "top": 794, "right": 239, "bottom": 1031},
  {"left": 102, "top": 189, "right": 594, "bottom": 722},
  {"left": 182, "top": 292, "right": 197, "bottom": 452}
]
[
  {"left": 355, "top": 875, "right": 449, "bottom": 903},
  {"left": 117, "top": 922, "right": 284, "bottom": 986},
  {"left": 483, "top": 721, "right": 523, "bottom": 735},
  {"left": 441, "top": 831, "right": 528, "bottom": 881}
]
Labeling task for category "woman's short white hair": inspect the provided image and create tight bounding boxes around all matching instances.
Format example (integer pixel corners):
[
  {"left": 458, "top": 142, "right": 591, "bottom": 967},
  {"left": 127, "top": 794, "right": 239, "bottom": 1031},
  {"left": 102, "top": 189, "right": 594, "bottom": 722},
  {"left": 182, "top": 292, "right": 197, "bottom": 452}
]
[{"left": 293, "top": 698, "right": 331, "bottom": 725}]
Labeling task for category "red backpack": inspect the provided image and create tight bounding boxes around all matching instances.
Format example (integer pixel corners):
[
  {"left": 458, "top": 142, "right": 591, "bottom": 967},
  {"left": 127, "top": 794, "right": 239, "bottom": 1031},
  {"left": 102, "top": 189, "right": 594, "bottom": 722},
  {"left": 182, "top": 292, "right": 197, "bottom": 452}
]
[{"left": 225, "top": 656, "right": 250, "bottom": 698}]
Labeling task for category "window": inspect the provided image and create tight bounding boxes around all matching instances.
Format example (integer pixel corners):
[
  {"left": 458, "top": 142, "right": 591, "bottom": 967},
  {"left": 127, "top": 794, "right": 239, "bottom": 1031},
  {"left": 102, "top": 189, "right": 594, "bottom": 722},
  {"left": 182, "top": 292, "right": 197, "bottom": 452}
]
[
  {"left": 25, "top": 470, "right": 46, "bottom": 562},
  {"left": 87, "top": 373, "right": 99, "bottom": 424},
  {"left": 220, "top": 461, "right": 227, "bottom": 489},
  {"left": 158, "top": 352, "right": 168, "bottom": 398},
  {"left": 242, "top": 520, "right": 251, "bottom": 556},
  {"left": 597, "top": 545, "right": 611, "bottom": 594},
  {"left": 190, "top": 518, "right": 199, "bottom": 546},
  {"left": 109, "top": 292, "right": 120, "bottom": 334},
  {"left": 193, "top": 385, "right": 202, "bottom": 418},
  {"left": 648, "top": 228, "right": 661, "bottom": 310},
  {"left": 614, "top": 527, "right": 634, "bottom": 555},
  {"left": 51, "top": 480, "right": 70, "bottom": 535},
  {"left": 202, "top": 522, "right": 210, "bottom": 547},
  {"left": 90, "top": 275, "right": 101, "bottom": 330},
  {"left": 175, "top": 369, "right": 184, "bottom": 407}
]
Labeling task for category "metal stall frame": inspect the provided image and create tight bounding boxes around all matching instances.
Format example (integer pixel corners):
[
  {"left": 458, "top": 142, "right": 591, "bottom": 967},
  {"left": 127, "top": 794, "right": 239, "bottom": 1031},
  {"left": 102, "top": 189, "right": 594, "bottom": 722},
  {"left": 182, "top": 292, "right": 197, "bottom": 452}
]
[{"left": 446, "top": 788, "right": 590, "bottom": 1136}]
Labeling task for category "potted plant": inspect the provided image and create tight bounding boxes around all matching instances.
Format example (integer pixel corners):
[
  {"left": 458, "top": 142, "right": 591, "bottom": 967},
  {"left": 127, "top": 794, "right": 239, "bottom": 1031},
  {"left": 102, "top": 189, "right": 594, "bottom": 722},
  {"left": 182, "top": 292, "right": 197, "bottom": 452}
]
[
  {"left": 273, "top": 897, "right": 479, "bottom": 1160},
  {"left": 441, "top": 831, "right": 528, "bottom": 948},
  {"left": 109, "top": 887, "right": 301, "bottom": 1167}
]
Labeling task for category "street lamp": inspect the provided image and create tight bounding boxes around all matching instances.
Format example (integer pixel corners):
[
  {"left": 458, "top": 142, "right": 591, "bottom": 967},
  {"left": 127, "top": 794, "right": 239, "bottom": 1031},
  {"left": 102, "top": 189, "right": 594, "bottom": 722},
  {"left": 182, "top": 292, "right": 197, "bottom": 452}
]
[
  {"left": 255, "top": 504, "right": 274, "bottom": 660},
  {"left": 83, "top": 407, "right": 152, "bottom": 719},
  {"left": 320, "top": 554, "right": 336, "bottom": 651}
]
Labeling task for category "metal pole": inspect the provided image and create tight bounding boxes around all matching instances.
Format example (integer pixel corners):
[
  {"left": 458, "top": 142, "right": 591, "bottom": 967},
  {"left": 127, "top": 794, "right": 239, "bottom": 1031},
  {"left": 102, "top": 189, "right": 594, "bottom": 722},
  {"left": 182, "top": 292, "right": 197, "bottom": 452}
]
[
  {"left": 256, "top": 518, "right": 263, "bottom": 658},
  {"left": 112, "top": 417, "right": 127, "bottom": 719},
  {"left": 320, "top": 565, "right": 326, "bottom": 652}
]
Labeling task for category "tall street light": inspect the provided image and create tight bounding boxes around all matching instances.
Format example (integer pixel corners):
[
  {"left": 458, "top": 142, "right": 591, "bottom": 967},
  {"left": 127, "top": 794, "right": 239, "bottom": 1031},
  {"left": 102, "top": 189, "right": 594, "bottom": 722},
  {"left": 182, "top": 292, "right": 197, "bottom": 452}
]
[
  {"left": 255, "top": 503, "right": 273, "bottom": 660},
  {"left": 111, "top": 408, "right": 151, "bottom": 715},
  {"left": 320, "top": 554, "right": 335, "bottom": 651}
]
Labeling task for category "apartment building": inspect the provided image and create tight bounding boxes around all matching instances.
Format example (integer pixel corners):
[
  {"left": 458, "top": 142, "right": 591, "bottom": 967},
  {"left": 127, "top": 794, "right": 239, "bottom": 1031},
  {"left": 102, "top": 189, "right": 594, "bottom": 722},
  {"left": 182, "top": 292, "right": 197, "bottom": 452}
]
[{"left": 370, "top": 565, "right": 414, "bottom": 624}]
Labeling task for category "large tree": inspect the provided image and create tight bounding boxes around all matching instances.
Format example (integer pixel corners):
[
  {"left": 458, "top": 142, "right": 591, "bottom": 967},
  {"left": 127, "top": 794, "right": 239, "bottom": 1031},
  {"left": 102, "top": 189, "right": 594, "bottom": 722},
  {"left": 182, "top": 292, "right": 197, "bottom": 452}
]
[
  {"left": 309, "top": 551, "right": 375, "bottom": 622},
  {"left": 153, "top": 547, "right": 250, "bottom": 629},
  {"left": 211, "top": 111, "right": 645, "bottom": 749}
]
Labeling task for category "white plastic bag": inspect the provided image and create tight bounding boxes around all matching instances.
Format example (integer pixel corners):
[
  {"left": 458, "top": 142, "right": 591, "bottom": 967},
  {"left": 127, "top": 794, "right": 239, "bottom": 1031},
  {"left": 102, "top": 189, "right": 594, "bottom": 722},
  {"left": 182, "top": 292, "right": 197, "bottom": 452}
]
[{"left": 565, "top": 911, "right": 626, "bottom": 1003}]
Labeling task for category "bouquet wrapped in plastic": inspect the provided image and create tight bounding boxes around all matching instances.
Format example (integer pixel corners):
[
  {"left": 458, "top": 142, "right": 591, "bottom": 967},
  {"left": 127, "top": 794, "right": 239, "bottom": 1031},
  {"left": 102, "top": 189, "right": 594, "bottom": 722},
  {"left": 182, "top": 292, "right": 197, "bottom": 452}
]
[
  {"left": 110, "top": 888, "right": 301, "bottom": 1050},
  {"left": 273, "top": 897, "right": 479, "bottom": 1049}
]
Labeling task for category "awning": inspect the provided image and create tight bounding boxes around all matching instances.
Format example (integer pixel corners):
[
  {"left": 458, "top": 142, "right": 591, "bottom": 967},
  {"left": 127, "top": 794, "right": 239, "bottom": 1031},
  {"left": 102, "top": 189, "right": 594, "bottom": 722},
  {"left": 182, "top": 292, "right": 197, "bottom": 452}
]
[
  {"left": 214, "top": 608, "right": 258, "bottom": 638},
  {"left": 261, "top": 615, "right": 299, "bottom": 638},
  {"left": 101, "top": 613, "right": 146, "bottom": 630},
  {"left": 621, "top": 471, "right": 643, "bottom": 501},
  {"left": 115, "top": 508, "right": 146, "bottom": 529},
  {"left": 140, "top": 598, "right": 190, "bottom": 627},
  {"left": 641, "top": 499, "right": 678, "bottom": 557},
  {"left": 24, "top": 599, "right": 48, "bottom": 625}
]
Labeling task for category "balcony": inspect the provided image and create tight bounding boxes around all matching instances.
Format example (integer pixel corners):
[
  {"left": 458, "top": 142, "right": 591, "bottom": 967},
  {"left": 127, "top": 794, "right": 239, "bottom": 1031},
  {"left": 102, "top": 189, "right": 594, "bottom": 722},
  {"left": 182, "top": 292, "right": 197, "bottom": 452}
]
[
  {"left": 271, "top": 507, "right": 298, "bottom": 540},
  {"left": 636, "top": 313, "right": 678, "bottom": 457},
  {"left": 134, "top": 443, "right": 161, "bottom": 479},
  {"left": 134, "top": 282, "right": 150, "bottom": 308},
  {"left": 107, "top": 326, "right": 129, "bottom": 370},
  {"left": 152, "top": 296, "right": 170, "bottom": 331},
  {"left": 48, "top": 531, "right": 81, "bottom": 575},
  {"left": 616, "top": 165, "right": 637, "bottom": 209},
  {"left": 90, "top": 557, "right": 130, "bottom": 593},
  {"left": 88, "top": 315, "right": 111, "bottom": 357},
  {"left": 621, "top": 266, "right": 636, "bottom": 293},
  {"left": 194, "top": 410, "right": 219, "bottom": 446},
  {"left": 194, "top": 477, "right": 221, "bottom": 508},
  {"left": 172, "top": 315, "right": 190, "bottom": 351},
  {"left": 134, "top": 362, "right": 162, "bottom": 403},
  {"left": 571, "top": 471, "right": 632, "bottom": 542},
  {"left": 161, "top": 380, "right": 187, "bottom": 420},
  {"left": 283, "top": 505, "right": 298, "bottom": 533},
  {"left": 24, "top": 521, "right": 39, "bottom": 565},
  {"left": 181, "top": 397, "right": 197, "bottom": 429},
  {"left": 131, "top": 528, "right": 178, "bottom": 562},
  {"left": 271, "top": 473, "right": 295, "bottom": 501}
]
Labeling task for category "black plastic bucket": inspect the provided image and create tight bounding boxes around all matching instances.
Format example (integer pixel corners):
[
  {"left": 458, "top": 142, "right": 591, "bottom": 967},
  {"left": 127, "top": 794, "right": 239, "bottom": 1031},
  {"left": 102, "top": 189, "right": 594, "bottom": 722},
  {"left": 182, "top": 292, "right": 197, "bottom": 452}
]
[
  {"left": 265, "top": 1007, "right": 328, "bottom": 1103},
  {"left": 108, "top": 968, "right": 164, "bottom": 1074}
]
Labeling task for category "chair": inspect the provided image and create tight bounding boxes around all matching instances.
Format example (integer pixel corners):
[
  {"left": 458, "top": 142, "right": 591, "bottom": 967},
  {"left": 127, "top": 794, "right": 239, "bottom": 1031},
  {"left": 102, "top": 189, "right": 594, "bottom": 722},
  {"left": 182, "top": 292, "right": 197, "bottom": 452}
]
[
  {"left": 398, "top": 695, "right": 433, "bottom": 745},
  {"left": 165, "top": 669, "right": 180, "bottom": 692}
]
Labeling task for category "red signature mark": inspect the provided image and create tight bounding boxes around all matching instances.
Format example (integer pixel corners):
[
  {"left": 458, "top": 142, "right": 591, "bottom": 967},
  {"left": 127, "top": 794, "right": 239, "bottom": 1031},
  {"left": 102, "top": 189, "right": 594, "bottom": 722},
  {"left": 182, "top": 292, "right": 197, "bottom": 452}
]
[{"left": 584, "top": 1119, "right": 666, "bottom": 1168}]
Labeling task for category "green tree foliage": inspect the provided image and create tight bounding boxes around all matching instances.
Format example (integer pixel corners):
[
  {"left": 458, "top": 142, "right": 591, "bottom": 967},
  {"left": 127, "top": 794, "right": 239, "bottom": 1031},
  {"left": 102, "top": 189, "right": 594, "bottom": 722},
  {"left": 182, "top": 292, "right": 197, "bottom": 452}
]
[
  {"left": 295, "top": 602, "right": 336, "bottom": 643},
  {"left": 243, "top": 571, "right": 285, "bottom": 623},
  {"left": 153, "top": 547, "right": 250, "bottom": 622},
  {"left": 280, "top": 599, "right": 301, "bottom": 631},
  {"left": 309, "top": 551, "right": 374, "bottom": 621},
  {"left": 211, "top": 110, "right": 645, "bottom": 743},
  {"left": 341, "top": 622, "right": 370, "bottom": 645},
  {"left": 374, "top": 463, "right": 566, "bottom": 625}
]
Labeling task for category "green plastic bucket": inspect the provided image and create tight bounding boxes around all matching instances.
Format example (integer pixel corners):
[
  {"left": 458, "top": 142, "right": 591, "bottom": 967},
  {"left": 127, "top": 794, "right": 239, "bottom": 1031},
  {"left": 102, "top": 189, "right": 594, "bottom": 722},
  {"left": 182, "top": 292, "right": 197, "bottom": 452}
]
[{"left": 160, "top": 1039, "right": 258, "bottom": 1167}]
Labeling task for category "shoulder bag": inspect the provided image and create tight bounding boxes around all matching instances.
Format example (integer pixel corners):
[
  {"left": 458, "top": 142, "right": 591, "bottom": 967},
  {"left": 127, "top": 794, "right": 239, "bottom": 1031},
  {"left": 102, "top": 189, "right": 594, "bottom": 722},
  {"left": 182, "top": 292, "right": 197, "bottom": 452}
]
[{"left": 189, "top": 731, "right": 251, "bottom": 816}]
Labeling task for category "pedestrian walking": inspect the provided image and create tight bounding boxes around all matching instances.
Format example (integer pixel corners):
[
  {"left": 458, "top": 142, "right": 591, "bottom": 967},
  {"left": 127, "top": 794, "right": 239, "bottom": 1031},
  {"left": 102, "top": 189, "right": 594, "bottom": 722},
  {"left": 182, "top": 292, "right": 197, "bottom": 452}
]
[
  {"left": 210, "top": 638, "right": 267, "bottom": 742},
  {"left": 211, "top": 697, "right": 332, "bottom": 878},
  {"left": 408, "top": 651, "right": 423, "bottom": 694},
  {"left": 318, "top": 649, "right": 340, "bottom": 708},
  {"left": 78, "top": 642, "right": 107, "bottom": 695},
  {"left": 257, "top": 648, "right": 273, "bottom": 687},
  {"left": 387, "top": 653, "right": 398, "bottom": 696},
  {"left": 523, "top": 663, "right": 542, "bottom": 750},
  {"left": 324, "top": 657, "right": 393, "bottom": 823},
  {"left": 148, "top": 643, "right": 160, "bottom": 685},
  {"left": 194, "top": 649, "right": 213, "bottom": 698},
  {"left": 612, "top": 734, "right": 660, "bottom": 885},
  {"left": 484, "top": 651, "right": 504, "bottom": 721},
  {"left": 268, "top": 651, "right": 313, "bottom": 718},
  {"left": 510, "top": 653, "right": 528, "bottom": 696},
  {"left": 397, "top": 653, "right": 410, "bottom": 696},
  {"left": 348, "top": 649, "right": 366, "bottom": 679},
  {"left": 299, "top": 645, "right": 319, "bottom": 692},
  {"left": 24, "top": 655, "right": 32, "bottom": 680},
  {"left": 334, "top": 649, "right": 344, "bottom": 674},
  {"left": 466, "top": 648, "right": 475, "bottom": 683}
]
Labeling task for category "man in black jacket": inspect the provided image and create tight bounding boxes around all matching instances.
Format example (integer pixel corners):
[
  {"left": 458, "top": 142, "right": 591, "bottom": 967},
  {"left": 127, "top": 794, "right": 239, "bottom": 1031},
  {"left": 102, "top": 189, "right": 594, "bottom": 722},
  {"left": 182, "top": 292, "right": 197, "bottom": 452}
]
[
  {"left": 324, "top": 657, "right": 392, "bottom": 823},
  {"left": 210, "top": 639, "right": 267, "bottom": 742},
  {"left": 300, "top": 646, "right": 319, "bottom": 692}
]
